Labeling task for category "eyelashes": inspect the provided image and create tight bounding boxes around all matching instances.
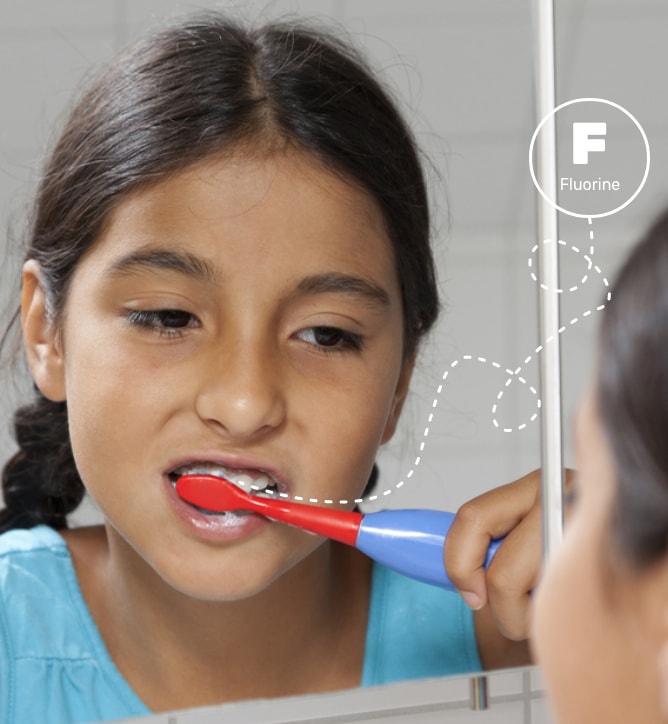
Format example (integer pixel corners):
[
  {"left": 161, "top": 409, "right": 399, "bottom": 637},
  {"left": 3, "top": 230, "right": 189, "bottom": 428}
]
[
  {"left": 294, "top": 325, "right": 365, "bottom": 353},
  {"left": 125, "top": 310, "right": 365, "bottom": 353},
  {"left": 126, "top": 309, "right": 199, "bottom": 338}
]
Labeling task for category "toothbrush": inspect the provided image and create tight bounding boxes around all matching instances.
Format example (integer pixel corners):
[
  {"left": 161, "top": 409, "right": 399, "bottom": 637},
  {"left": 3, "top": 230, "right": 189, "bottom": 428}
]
[{"left": 175, "top": 474, "right": 502, "bottom": 592}]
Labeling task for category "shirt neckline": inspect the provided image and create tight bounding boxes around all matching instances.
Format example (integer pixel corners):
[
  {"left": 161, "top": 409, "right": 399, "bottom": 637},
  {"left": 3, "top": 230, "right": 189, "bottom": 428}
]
[{"left": 44, "top": 525, "right": 381, "bottom": 710}]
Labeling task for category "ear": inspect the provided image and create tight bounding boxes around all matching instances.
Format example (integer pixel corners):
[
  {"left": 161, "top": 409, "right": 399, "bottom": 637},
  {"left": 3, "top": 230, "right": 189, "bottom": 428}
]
[
  {"left": 21, "top": 260, "right": 67, "bottom": 402},
  {"left": 381, "top": 354, "right": 415, "bottom": 444}
]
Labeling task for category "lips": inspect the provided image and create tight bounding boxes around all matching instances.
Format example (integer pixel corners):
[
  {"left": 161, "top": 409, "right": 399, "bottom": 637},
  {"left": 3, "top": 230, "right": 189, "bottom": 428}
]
[{"left": 163, "top": 456, "right": 288, "bottom": 543}]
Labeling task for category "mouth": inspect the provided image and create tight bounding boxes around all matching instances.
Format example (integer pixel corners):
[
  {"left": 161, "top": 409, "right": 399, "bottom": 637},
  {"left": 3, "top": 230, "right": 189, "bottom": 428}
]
[{"left": 167, "top": 461, "right": 282, "bottom": 516}]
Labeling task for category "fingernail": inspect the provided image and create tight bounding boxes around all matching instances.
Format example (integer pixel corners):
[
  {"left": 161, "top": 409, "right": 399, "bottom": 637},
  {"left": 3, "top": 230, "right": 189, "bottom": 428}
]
[{"left": 459, "top": 591, "right": 483, "bottom": 610}]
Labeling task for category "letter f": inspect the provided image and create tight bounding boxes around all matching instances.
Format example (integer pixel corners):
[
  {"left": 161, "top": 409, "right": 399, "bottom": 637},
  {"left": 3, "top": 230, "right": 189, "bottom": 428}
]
[{"left": 572, "top": 122, "right": 606, "bottom": 164}]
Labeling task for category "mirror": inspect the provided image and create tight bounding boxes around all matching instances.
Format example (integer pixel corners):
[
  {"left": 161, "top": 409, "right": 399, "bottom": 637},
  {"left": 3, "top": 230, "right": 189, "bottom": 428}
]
[
  {"left": 118, "top": 664, "right": 549, "bottom": 723},
  {"left": 1, "top": 1, "right": 667, "bottom": 720}
]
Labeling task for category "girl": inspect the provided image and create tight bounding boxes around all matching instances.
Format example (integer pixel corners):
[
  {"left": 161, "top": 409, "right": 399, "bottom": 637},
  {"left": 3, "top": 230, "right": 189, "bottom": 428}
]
[
  {"left": 0, "top": 13, "right": 538, "bottom": 722},
  {"left": 533, "top": 207, "right": 668, "bottom": 723}
]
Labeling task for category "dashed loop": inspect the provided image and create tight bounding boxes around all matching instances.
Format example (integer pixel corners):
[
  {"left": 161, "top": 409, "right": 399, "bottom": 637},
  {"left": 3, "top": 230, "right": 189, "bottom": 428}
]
[
  {"left": 356, "top": 354, "right": 539, "bottom": 504},
  {"left": 528, "top": 239, "right": 593, "bottom": 293}
]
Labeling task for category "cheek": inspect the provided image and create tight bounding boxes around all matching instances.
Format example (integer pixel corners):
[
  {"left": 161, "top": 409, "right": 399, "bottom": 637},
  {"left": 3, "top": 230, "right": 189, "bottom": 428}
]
[
  {"left": 531, "top": 510, "right": 625, "bottom": 722},
  {"left": 535, "top": 494, "right": 612, "bottom": 648},
  {"left": 297, "top": 362, "right": 403, "bottom": 500},
  {"left": 531, "top": 536, "right": 590, "bottom": 720},
  {"left": 62, "top": 336, "right": 178, "bottom": 482},
  {"left": 532, "top": 538, "right": 581, "bottom": 659}
]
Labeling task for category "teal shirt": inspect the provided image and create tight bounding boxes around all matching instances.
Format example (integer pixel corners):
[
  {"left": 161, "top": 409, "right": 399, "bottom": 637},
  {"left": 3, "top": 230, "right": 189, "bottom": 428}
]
[{"left": 0, "top": 525, "right": 481, "bottom": 723}]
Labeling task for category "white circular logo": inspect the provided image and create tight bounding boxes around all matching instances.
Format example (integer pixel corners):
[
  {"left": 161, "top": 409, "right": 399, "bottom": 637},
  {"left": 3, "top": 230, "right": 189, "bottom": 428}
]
[{"left": 529, "top": 98, "right": 650, "bottom": 219}]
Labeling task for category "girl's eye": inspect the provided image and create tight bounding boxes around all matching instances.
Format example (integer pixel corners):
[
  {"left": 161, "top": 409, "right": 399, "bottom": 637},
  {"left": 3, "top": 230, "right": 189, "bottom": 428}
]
[
  {"left": 126, "top": 309, "right": 199, "bottom": 337},
  {"left": 296, "top": 326, "right": 364, "bottom": 352}
]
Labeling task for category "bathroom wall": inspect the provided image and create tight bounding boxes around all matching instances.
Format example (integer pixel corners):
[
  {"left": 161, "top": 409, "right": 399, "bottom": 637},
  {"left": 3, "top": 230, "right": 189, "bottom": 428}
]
[{"left": 3, "top": 0, "right": 667, "bottom": 519}]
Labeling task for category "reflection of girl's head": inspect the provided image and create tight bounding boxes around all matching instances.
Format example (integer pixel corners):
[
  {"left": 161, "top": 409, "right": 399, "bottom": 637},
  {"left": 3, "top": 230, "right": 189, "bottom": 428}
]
[
  {"left": 533, "top": 207, "right": 668, "bottom": 724},
  {"left": 1, "top": 14, "right": 440, "bottom": 532},
  {"left": 597, "top": 207, "right": 668, "bottom": 568}
]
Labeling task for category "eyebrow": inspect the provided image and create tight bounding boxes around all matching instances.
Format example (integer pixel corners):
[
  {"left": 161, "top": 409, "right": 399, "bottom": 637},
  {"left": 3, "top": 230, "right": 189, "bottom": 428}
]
[
  {"left": 106, "top": 249, "right": 220, "bottom": 285},
  {"left": 106, "top": 248, "right": 390, "bottom": 308},
  {"left": 295, "top": 272, "right": 390, "bottom": 309}
]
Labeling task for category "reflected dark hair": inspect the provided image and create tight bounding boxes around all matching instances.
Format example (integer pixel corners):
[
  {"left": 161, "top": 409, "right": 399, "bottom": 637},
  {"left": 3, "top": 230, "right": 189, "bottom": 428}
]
[
  {"left": 597, "top": 207, "right": 668, "bottom": 567},
  {"left": 1, "top": 13, "right": 439, "bottom": 532}
]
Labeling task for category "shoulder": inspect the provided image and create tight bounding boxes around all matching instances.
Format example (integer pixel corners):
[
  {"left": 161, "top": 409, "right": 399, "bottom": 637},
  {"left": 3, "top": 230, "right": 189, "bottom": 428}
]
[
  {"left": 0, "top": 526, "right": 74, "bottom": 721},
  {"left": 0, "top": 523, "right": 65, "bottom": 555},
  {"left": 0, "top": 524, "right": 107, "bottom": 592},
  {"left": 0, "top": 525, "right": 77, "bottom": 656},
  {"left": 0, "top": 525, "right": 107, "bottom": 658},
  {"left": 0, "top": 525, "right": 74, "bottom": 608},
  {"left": 0, "top": 525, "right": 149, "bottom": 722},
  {"left": 362, "top": 563, "right": 482, "bottom": 685},
  {"left": 0, "top": 524, "right": 69, "bottom": 576}
]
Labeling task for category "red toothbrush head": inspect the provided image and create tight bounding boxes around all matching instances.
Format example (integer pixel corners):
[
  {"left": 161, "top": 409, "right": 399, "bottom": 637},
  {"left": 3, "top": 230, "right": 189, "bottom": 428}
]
[{"left": 175, "top": 474, "right": 362, "bottom": 546}]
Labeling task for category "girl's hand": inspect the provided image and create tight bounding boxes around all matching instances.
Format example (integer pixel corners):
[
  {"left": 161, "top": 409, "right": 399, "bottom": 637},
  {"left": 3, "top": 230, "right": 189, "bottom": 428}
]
[{"left": 444, "top": 469, "right": 553, "bottom": 669}]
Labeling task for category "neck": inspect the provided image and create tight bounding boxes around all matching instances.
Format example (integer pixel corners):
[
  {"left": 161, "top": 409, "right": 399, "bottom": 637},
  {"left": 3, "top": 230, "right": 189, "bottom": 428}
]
[{"left": 65, "top": 525, "right": 371, "bottom": 712}]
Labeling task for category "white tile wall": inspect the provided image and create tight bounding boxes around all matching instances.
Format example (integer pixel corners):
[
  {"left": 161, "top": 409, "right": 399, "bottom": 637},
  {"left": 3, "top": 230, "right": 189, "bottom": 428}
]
[
  {"left": 0, "top": 0, "right": 117, "bottom": 29},
  {"left": 4, "top": 1, "right": 665, "bottom": 509},
  {"left": 0, "top": 33, "right": 116, "bottom": 145}
]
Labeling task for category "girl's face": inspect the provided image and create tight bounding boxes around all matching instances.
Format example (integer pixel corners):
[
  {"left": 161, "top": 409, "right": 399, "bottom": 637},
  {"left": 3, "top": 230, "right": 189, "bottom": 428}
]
[
  {"left": 25, "top": 151, "right": 411, "bottom": 600},
  {"left": 532, "top": 390, "right": 668, "bottom": 723}
]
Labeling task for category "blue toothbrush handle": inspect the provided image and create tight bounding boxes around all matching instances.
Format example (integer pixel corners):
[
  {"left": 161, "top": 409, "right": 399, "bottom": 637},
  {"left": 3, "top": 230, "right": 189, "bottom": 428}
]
[{"left": 355, "top": 509, "right": 502, "bottom": 591}]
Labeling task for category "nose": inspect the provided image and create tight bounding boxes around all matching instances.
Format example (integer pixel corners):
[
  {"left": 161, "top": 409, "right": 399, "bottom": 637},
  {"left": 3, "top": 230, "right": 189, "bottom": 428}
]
[{"left": 194, "top": 339, "right": 287, "bottom": 441}]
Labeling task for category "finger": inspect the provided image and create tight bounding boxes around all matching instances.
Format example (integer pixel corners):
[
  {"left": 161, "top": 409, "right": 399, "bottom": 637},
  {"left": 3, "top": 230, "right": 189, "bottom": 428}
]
[
  {"left": 444, "top": 471, "right": 540, "bottom": 609},
  {"left": 484, "top": 501, "right": 542, "bottom": 640}
]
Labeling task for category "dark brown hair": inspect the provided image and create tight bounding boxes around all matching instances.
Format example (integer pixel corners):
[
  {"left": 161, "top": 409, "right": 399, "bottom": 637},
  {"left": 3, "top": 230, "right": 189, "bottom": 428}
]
[
  {"left": 1, "top": 13, "right": 439, "bottom": 531},
  {"left": 597, "top": 207, "right": 668, "bottom": 567}
]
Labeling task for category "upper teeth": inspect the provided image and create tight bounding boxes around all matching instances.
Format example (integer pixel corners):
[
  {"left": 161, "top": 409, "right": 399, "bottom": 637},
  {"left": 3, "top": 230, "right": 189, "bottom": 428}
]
[{"left": 171, "top": 462, "right": 278, "bottom": 494}]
